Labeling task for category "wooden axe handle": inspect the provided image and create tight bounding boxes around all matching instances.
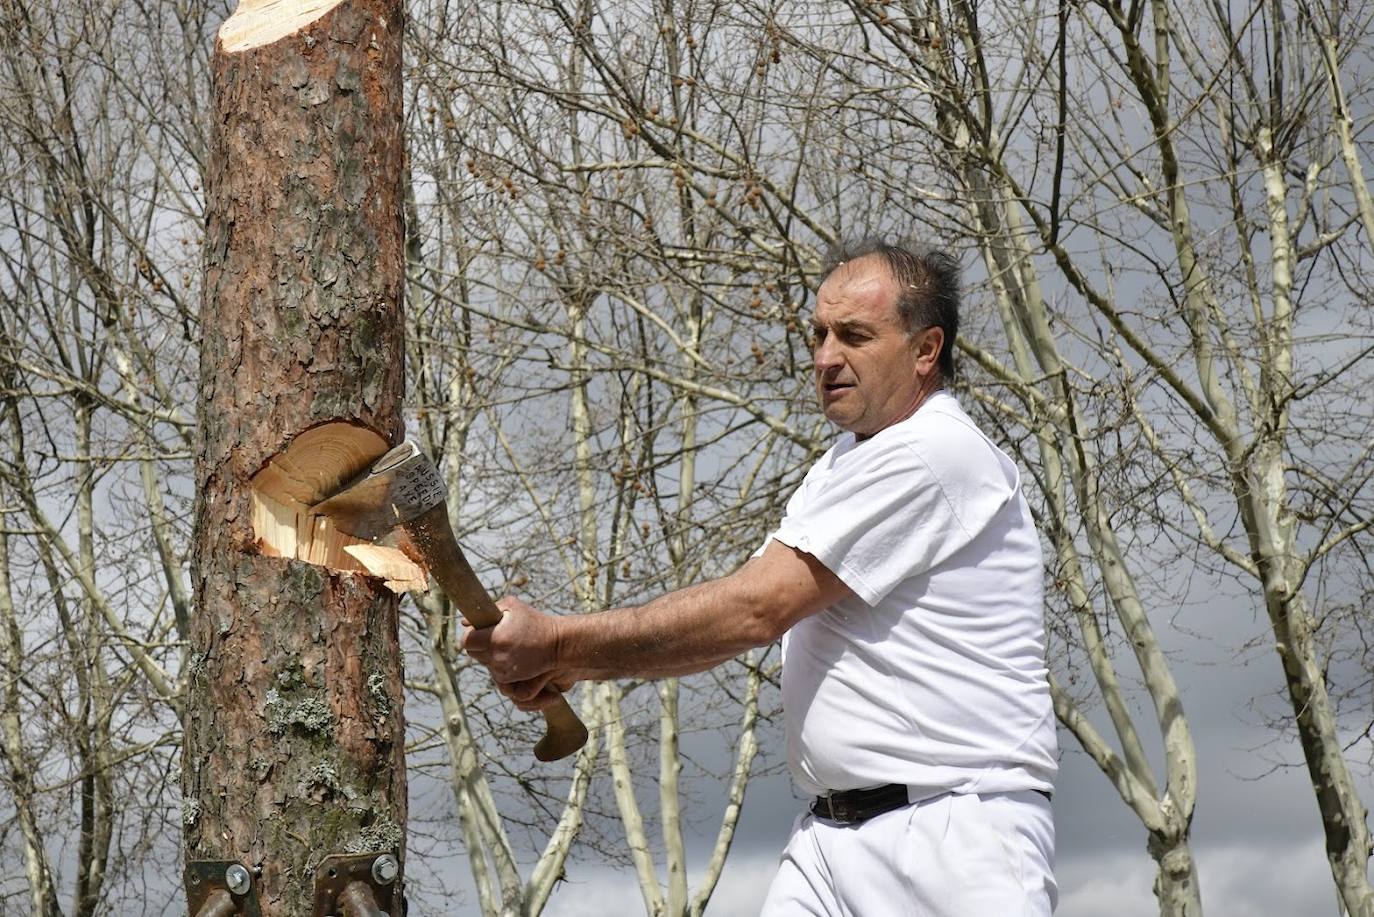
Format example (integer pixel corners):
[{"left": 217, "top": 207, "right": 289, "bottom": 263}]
[{"left": 403, "top": 503, "right": 589, "bottom": 763}]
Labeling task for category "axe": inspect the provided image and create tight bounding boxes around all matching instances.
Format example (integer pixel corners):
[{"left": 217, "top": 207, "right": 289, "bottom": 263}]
[{"left": 309, "top": 440, "right": 589, "bottom": 762}]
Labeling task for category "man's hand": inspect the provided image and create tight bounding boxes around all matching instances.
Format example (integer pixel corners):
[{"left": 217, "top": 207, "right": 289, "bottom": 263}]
[{"left": 462, "top": 596, "right": 575, "bottom": 711}]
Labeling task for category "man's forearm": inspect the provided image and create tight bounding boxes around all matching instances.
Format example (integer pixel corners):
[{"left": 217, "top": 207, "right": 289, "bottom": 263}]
[
  {"left": 472, "top": 542, "right": 849, "bottom": 697},
  {"left": 556, "top": 575, "right": 776, "bottom": 681}
]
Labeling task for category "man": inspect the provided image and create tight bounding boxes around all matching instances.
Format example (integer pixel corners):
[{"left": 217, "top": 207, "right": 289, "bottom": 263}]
[{"left": 464, "top": 240, "right": 1058, "bottom": 915}]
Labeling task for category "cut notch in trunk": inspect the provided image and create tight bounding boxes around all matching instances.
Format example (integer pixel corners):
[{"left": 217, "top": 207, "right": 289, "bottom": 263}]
[{"left": 250, "top": 422, "right": 426, "bottom": 593}]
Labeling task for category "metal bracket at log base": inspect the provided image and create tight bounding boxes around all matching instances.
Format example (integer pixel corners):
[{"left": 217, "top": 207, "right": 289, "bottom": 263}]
[
  {"left": 185, "top": 861, "right": 262, "bottom": 917},
  {"left": 312, "top": 852, "right": 402, "bottom": 917}
]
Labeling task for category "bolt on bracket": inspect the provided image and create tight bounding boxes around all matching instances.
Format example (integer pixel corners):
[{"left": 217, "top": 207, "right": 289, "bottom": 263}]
[
  {"left": 185, "top": 860, "right": 263, "bottom": 917},
  {"left": 312, "top": 852, "right": 402, "bottom": 917}
]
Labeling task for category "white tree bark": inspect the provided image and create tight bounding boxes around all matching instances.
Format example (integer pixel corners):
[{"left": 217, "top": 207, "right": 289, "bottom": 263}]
[{"left": 0, "top": 489, "right": 63, "bottom": 917}]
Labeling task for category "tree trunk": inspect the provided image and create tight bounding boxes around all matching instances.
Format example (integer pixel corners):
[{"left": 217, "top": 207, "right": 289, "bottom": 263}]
[
  {"left": 1149, "top": 831, "right": 1203, "bottom": 917},
  {"left": 184, "top": 2, "right": 407, "bottom": 913},
  {"left": 0, "top": 504, "right": 63, "bottom": 917},
  {"left": 1271, "top": 589, "right": 1374, "bottom": 917}
]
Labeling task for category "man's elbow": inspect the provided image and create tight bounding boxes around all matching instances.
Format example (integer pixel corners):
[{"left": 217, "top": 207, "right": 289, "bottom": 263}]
[
  {"left": 722, "top": 544, "right": 846, "bottom": 649},
  {"left": 738, "top": 595, "right": 801, "bottom": 648}
]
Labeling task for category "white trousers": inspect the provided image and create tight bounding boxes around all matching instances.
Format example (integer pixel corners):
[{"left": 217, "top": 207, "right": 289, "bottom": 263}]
[{"left": 759, "top": 790, "right": 1056, "bottom": 917}]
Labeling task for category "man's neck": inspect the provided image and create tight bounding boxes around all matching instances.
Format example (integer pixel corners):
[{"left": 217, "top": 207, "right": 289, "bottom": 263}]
[{"left": 854, "top": 381, "right": 946, "bottom": 442}]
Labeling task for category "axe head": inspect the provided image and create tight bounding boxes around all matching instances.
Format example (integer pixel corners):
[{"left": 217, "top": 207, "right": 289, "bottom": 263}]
[{"left": 309, "top": 440, "right": 447, "bottom": 541}]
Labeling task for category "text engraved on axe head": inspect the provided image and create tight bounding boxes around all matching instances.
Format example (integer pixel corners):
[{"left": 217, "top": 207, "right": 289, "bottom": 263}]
[{"left": 391, "top": 457, "right": 447, "bottom": 519}]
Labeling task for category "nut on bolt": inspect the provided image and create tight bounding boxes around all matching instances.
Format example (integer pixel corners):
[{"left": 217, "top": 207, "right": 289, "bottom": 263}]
[
  {"left": 371, "top": 854, "right": 400, "bottom": 885},
  {"left": 224, "top": 863, "right": 252, "bottom": 896}
]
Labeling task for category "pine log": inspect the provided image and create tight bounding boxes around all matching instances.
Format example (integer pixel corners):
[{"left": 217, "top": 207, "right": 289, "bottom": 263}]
[{"left": 185, "top": 1, "right": 408, "bottom": 912}]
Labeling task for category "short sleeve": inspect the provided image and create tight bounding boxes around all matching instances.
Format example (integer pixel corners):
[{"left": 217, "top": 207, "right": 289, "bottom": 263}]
[{"left": 771, "top": 432, "right": 1017, "bottom": 606}]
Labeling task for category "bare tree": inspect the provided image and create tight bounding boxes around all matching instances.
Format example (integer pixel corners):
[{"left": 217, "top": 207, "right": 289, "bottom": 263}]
[
  {"left": 0, "top": 1, "right": 205, "bottom": 912},
  {"left": 762, "top": 0, "right": 1374, "bottom": 912},
  {"left": 419, "top": 2, "right": 1374, "bottom": 915},
  {"left": 396, "top": 2, "right": 819, "bottom": 911}
]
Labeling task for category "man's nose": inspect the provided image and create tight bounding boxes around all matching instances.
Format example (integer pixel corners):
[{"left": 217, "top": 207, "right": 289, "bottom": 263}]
[{"left": 813, "top": 337, "right": 842, "bottom": 374}]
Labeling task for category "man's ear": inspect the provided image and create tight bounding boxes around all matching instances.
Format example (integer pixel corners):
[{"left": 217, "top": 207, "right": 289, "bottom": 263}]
[{"left": 913, "top": 326, "right": 944, "bottom": 375}]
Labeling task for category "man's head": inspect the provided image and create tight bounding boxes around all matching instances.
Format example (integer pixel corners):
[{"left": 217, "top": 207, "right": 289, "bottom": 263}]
[{"left": 810, "top": 240, "right": 960, "bottom": 439}]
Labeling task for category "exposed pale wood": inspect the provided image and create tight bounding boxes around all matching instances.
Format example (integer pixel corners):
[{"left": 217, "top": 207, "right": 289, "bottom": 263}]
[
  {"left": 344, "top": 543, "right": 426, "bottom": 594},
  {"left": 249, "top": 422, "right": 430, "bottom": 585},
  {"left": 251, "top": 422, "right": 389, "bottom": 505},
  {"left": 219, "top": 0, "right": 348, "bottom": 53}
]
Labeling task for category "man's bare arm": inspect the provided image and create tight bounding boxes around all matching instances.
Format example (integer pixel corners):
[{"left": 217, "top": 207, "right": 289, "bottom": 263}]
[
  {"left": 463, "top": 541, "right": 852, "bottom": 704},
  {"left": 561, "top": 542, "right": 850, "bottom": 680}
]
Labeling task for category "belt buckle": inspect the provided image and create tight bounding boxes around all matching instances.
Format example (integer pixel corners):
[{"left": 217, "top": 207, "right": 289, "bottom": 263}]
[{"left": 819, "top": 793, "right": 855, "bottom": 824}]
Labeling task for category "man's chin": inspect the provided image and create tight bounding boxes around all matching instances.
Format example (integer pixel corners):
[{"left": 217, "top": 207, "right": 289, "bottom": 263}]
[
  {"left": 823, "top": 407, "right": 859, "bottom": 431},
  {"left": 825, "top": 409, "right": 890, "bottom": 440}
]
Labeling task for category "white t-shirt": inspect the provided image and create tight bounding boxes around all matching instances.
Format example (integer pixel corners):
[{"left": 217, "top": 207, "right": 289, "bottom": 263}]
[{"left": 769, "top": 391, "right": 1057, "bottom": 798}]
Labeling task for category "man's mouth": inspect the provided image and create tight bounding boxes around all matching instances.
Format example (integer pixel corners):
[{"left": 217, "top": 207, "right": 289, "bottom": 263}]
[{"left": 822, "top": 382, "right": 854, "bottom": 395}]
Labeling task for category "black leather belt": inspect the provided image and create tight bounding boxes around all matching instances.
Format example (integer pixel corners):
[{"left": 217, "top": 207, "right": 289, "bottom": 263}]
[
  {"left": 810, "top": 784, "right": 911, "bottom": 824},
  {"left": 810, "top": 784, "right": 1052, "bottom": 825}
]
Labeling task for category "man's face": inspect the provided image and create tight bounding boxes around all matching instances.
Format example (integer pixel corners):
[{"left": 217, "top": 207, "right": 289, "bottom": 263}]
[{"left": 810, "top": 256, "right": 941, "bottom": 438}]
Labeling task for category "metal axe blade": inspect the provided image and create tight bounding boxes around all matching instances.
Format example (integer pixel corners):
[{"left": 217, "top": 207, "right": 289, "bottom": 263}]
[{"left": 308, "top": 440, "right": 447, "bottom": 542}]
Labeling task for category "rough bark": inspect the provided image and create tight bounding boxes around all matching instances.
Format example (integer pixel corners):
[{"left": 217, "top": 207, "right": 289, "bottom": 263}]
[{"left": 184, "top": 2, "right": 408, "bottom": 914}]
